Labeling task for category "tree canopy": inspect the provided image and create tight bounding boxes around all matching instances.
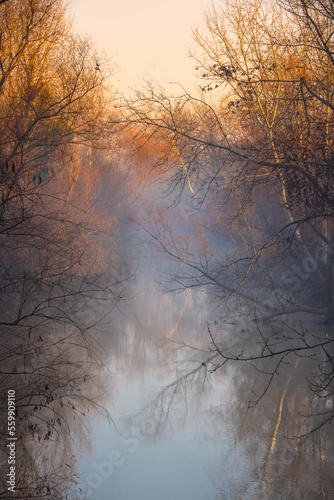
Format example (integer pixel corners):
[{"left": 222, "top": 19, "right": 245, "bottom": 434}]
[{"left": 124, "top": 0, "right": 334, "bottom": 435}]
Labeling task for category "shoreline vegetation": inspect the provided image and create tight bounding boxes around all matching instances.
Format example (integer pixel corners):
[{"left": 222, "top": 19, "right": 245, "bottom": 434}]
[{"left": 0, "top": 0, "right": 333, "bottom": 498}]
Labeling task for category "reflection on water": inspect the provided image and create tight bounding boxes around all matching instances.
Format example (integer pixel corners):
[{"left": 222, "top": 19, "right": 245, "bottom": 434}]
[{"left": 76, "top": 224, "right": 334, "bottom": 500}]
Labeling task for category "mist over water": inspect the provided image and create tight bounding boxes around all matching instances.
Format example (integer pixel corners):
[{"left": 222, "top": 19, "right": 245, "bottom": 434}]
[
  {"left": 76, "top": 193, "right": 334, "bottom": 500},
  {"left": 76, "top": 217, "right": 233, "bottom": 500},
  {"left": 2, "top": 1, "right": 334, "bottom": 498}
]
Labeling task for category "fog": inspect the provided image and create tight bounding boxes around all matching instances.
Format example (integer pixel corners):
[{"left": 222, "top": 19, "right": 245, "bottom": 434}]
[
  {"left": 1, "top": 1, "right": 334, "bottom": 498},
  {"left": 74, "top": 182, "right": 334, "bottom": 500}
]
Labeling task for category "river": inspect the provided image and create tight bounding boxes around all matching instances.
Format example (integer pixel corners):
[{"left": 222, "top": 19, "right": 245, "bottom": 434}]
[{"left": 75, "top": 214, "right": 334, "bottom": 500}]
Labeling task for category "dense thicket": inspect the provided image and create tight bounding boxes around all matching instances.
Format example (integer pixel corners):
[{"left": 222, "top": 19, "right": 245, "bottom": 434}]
[
  {"left": 0, "top": 1, "right": 119, "bottom": 498},
  {"left": 124, "top": 0, "right": 334, "bottom": 434}
]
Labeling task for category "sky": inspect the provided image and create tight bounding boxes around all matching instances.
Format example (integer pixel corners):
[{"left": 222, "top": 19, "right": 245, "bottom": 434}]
[{"left": 69, "top": 0, "right": 210, "bottom": 94}]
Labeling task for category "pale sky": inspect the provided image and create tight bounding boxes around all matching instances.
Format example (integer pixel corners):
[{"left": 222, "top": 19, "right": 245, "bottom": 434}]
[{"left": 69, "top": 0, "right": 209, "bottom": 94}]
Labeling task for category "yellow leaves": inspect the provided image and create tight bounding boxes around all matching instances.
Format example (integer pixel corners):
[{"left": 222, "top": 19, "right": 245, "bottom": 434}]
[
  {"left": 172, "top": 140, "right": 194, "bottom": 194},
  {"left": 193, "top": 0, "right": 293, "bottom": 129}
]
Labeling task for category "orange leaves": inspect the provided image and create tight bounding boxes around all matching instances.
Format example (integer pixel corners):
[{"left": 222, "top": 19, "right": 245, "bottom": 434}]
[{"left": 123, "top": 126, "right": 176, "bottom": 179}]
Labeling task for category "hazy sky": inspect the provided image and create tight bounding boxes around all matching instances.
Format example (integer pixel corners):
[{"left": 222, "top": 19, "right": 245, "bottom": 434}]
[{"left": 69, "top": 0, "right": 209, "bottom": 93}]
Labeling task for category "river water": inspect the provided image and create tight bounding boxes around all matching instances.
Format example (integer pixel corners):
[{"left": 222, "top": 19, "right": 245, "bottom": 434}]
[{"left": 76, "top": 217, "right": 334, "bottom": 500}]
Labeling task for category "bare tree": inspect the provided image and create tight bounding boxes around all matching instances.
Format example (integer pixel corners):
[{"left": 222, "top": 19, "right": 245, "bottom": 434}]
[
  {"left": 122, "top": 0, "right": 334, "bottom": 434},
  {"left": 0, "top": 1, "right": 123, "bottom": 498}
]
